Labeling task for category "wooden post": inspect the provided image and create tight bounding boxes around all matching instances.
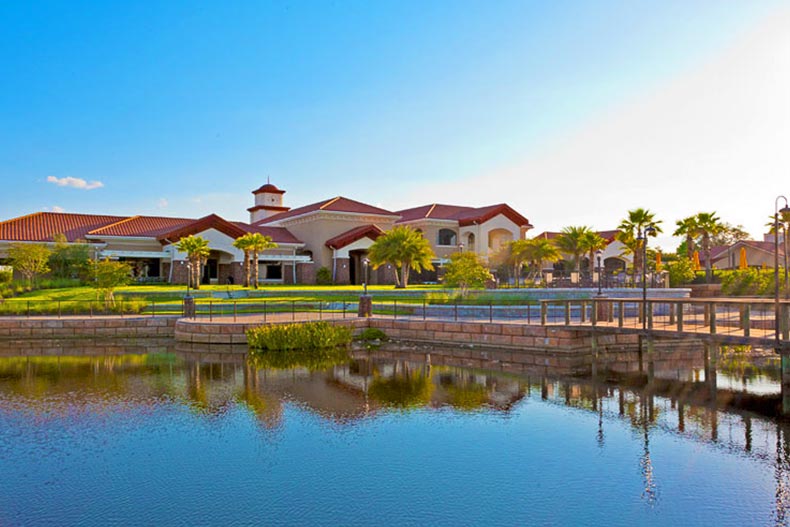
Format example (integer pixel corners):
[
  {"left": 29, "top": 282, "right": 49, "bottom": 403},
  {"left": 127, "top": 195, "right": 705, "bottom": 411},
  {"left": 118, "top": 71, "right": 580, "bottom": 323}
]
[
  {"left": 618, "top": 301, "right": 624, "bottom": 328},
  {"left": 668, "top": 303, "right": 675, "bottom": 325},
  {"left": 580, "top": 301, "right": 586, "bottom": 323},
  {"left": 741, "top": 304, "right": 751, "bottom": 337},
  {"left": 709, "top": 302, "right": 717, "bottom": 335},
  {"left": 677, "top": 301, "right": 684, "bottom": 332},
  {"left": 564, "top": 301, "right": 571, "bottom": 325},
  {"left": 647, "top": 301, "right": 653, "bottom": 330},
  {"left": 591, "top": 300, "right": 598, "bottom": 326},
  {"left": 782, "top": 303, "right": 789, "bottom": 341},
  {"left": 703, "top": 304, "right": 710, "bottom": 326},
  {"left": 540, "top": 302, "right": 547, "bottom": 326}
]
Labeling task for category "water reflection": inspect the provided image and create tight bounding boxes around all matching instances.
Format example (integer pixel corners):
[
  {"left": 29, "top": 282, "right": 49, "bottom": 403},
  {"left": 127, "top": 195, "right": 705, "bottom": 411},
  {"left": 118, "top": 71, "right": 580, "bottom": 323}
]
[{"left": 2, "top": 341, "right": 790, "bottom": 524}]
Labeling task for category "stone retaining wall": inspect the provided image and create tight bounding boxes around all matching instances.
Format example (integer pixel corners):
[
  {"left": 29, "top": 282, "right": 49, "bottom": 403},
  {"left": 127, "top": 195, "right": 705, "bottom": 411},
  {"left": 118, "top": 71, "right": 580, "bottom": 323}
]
[
  {"left": 174, "top": 318, "right": 369, "bottom": 345},
  {"left": 0, "top": 316, "right": 178, "bottom": 341}
]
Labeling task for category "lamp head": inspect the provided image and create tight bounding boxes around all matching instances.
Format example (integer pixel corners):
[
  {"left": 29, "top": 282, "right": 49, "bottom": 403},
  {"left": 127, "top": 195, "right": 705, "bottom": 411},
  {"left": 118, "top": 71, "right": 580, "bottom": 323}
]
[
  {"left": 644, "top": 226, "right": 657, "bottom": 237},
  {"left": 780, "top": 205, "right": 790, "bottom": 217},
  {"left": 596, "top": 249, "right": 603, "bottom": 259}
]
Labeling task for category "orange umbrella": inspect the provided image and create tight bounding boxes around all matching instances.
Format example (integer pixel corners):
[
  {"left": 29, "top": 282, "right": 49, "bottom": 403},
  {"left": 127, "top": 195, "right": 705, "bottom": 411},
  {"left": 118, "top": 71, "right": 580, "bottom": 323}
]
[
  {"left": 739, "top": 247, "right": 748, "bottom": 270},
  {"left": 692, "top": 250, "right": 701, "bottom": 271},
  {"left": 655, "top": 252, "right": 662, "bottom": 272}
]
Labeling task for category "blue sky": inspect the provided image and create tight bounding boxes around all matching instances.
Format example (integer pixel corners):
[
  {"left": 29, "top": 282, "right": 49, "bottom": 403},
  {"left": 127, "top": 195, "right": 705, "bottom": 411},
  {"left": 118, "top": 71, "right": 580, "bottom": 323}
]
[{"left": 1, "top": 1, "right": 788, "bottom": 249}]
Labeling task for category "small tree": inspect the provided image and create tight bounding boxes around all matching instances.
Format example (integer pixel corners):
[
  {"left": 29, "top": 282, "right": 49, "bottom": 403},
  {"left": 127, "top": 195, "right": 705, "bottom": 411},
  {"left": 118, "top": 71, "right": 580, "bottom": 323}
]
[
  {"left": 368, "top": 226, "right": 435, "bottom": 288},
  {"left": 248, "top": 233, "right": 278, "bottom": 289},
  {"left": 233, "top": 234, "right": 255, "bottom": 287},
  {"left": 91, "top": 258, "right": 132, "bottom": 305},
  {"left": 176, "top": 235, "right": 211, "bottom": 289},
  {"left": 8, "top": 243, "right": 51, "bottom": 286},
  {"left": 49, "top": 233, "right": 91, "bottom": 280},
  {"left": 442, "top": 252, "right": 493, "bottom": 297}
]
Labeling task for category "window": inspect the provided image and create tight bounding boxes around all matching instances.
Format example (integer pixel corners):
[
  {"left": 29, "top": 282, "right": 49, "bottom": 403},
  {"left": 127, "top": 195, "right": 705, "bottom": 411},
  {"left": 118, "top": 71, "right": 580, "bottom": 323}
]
[
  {"left": 264, "top": 263, "right": 282, "bottom": 280},
  {"left": 438, "top": 229, "right": 457, "bottom": 246}
]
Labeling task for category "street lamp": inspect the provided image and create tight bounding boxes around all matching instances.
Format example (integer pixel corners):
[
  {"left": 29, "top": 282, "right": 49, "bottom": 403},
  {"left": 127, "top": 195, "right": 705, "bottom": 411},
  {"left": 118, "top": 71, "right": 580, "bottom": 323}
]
[
  {"left": 640, "top": 225, "right": 656, "bottom": 330},
  {"left": 362, "top": 257, "right": 370, "bottom": 296},
  {"left": 458, "top": 242, "right": 464, "bottom": 253},
  {"left": 775, "top": 196, "right": 790, "bottom": 348},
  {"left": 596, "top": 249, "right": 603, "bottom": 296}
]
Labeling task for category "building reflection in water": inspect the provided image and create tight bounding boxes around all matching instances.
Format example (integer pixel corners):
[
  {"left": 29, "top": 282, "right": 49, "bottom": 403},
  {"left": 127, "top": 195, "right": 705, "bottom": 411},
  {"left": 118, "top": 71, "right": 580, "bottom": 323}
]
[{"left": 1, "top": 340, "right": 789, "bottom": 518}]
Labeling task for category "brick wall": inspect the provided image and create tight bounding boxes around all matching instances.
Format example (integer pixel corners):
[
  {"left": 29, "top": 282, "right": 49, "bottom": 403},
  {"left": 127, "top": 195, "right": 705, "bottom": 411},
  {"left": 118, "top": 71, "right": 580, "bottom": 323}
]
[{"left": 0, "top": 317, "right": 178, "bottom": 342}]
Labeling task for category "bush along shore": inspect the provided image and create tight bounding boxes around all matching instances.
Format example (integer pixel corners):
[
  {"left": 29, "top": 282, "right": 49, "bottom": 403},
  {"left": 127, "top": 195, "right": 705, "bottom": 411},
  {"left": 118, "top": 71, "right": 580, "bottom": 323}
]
[
  {"left": 246, "top": 321, "right": 353, "bottom": 352},
  {"left": 246, "top": 321, "right": 354, "bottom": 371}
]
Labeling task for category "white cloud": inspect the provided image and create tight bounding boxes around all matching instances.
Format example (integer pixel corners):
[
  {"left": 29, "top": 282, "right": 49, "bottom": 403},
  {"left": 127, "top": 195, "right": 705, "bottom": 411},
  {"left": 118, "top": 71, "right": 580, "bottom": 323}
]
[
  {"left": 46, "top": 175, "right": 104, "bottom": 190},
  {"left": 157, "top": 198, "right": 169, "bottom": 209},
  {"left": 43, "top": 205, "right": 66, "bottom": 213}
]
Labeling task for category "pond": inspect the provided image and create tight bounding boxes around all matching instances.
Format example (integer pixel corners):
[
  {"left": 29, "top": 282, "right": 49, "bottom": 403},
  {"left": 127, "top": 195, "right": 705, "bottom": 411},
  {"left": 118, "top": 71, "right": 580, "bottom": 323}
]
[{"left": 0, "top": 342, "right": 787, "bottom": 526}]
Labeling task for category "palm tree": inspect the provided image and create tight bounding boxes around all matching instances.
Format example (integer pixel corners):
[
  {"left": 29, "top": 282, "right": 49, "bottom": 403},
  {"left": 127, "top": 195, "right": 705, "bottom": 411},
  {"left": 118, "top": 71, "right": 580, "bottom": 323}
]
[
  {"left": 368, "top": 226, "right": 435, "bottom": 288},
  {"left": 673, "top": 216, "right": 699, "bottom": 259},
  {"left": 616, "top": 208, "right": 662, "bottom": 280},
  {"left": 509, "top": 239, "right": 531, "bottom": 287},
  {"left": 521, "top": 238, "right": 561, "bottom": 283},
  {"left": 233, "top": 234, "right": 255, "bottom": 288},
  {"left": 554, "top": 226, "right": 593, "bottom": 274},
  {"left": 176, "top": 235, "right": 210, "bottom": 289},
  {"left": 695, "top": 212, "right": 724, "bottom": 283},
  {"left": 247, "top": 233, "right": 278, "bottom": 289},
  {"left": 580, "top": 231, "right": 608, "bottom": 279}
]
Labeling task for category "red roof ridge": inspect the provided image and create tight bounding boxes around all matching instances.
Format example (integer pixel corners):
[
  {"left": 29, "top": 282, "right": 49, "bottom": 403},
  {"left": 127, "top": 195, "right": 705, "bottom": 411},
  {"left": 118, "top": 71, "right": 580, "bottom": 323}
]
[
  {"left": 319, "top": 197, "right": 342, "bottom": 210},
  {"left": 87, "top": 215, "right": 143, "bottom": 235},
  {"left": 425, "top": 204, "right": 437, "bottom": 218},
  {"left": 0, "top": 211, "right": 44, "bottom": 227}
]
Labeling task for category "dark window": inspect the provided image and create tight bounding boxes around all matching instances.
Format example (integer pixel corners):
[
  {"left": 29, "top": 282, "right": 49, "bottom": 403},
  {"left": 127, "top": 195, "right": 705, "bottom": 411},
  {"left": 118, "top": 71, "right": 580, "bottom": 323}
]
[
  {"left": 438, "top": 229, "right": 457, "bottom": 246},
  {"left": 265, "top": 263, "right": 283, "bottom": 280}
]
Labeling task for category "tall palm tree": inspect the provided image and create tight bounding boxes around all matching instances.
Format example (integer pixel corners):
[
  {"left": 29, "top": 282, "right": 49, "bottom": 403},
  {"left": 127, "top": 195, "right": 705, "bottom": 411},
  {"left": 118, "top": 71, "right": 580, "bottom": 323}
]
[
  {"left": 554, "top": 226, "right": 593, "bottom": 274},
  {"left": 580, "top": 231, "right": 608, "bottom": 278},
  {"left": 247, "top": 233, "right": 278, "bottom": 289},
  {"left": 368, "top": 226, "right": 435, "bottom": 288},
  {"left": 176, "top": 235, "right": 210, "bottom": 289},
  {"left": 695, "top": 212, "right": 724, "bottom": 283},
  {"left": 233, "top": 234, "right": 255, "bottom": 288},
  {"left": 616, "top": 208, "right": 662, "bottom": 280},
  {"left": 673, "top": 215, "right": 699, "bottom": 259}
]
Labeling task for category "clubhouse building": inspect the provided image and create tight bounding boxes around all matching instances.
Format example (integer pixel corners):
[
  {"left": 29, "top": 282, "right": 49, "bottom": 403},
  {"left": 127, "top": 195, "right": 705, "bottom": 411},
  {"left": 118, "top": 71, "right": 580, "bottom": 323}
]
[{"left": 0, "top": 182, "right": 532, "bottom": 285}]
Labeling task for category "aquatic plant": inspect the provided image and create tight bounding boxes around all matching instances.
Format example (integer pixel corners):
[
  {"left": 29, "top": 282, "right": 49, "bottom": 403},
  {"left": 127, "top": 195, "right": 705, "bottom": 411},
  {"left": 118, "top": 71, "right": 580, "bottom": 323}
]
[{"left": 246, "top": 321, "right": 352, "bottom": 351}]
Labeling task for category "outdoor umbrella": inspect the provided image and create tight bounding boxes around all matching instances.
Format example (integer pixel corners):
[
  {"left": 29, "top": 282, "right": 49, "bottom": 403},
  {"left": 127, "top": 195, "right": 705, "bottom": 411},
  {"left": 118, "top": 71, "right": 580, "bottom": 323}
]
[
  {"left": 692, "top": 251, "right": 701, "bottom": 271},
  {"left": 739, "top": 247, "right": 748, "bottom": 270}
]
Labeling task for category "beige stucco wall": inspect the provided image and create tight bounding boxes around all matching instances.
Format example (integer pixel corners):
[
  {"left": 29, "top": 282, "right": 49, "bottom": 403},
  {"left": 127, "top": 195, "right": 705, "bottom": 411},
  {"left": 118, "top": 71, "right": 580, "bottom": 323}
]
[{"left": 277, "top": 213, "right": 398, "bottom": 270}]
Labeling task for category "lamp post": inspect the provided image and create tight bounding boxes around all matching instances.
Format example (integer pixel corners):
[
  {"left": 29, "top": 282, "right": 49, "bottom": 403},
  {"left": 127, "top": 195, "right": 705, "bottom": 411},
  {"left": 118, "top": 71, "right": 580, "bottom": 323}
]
[
  {"left": 596, "top": 249, "right": 603, "bottom": 296},
  {"left": 640, "top": 225, "right": 656, "bottom": 331},
  {"left": 362, "top": 257, "right": 370, "bottom": 296},
  {"left": 775, "top": 196, "right": 790, "bottom": 348},
  {"left": 458, "top": 242, "right": 464, "bottom": 253}
]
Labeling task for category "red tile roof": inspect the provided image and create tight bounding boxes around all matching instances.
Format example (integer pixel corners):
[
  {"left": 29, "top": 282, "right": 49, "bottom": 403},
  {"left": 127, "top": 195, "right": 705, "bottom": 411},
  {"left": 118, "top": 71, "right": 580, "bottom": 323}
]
[
  {"left": 325, "top": 224, "right": 384, "bottom": 250},
  {"left": 252, "top": 183, "right": 286, "bottom": 195},
  {"left": 87, "top": 215, "right": 194, "bottom": 237},
  {"left": 257, "top": 196, "right": 398, "bottom": 225},
  {"left": 233, "top": 222, "right": 303, "bottom": 245},
  {"left": 0, "top": 212, "right": 126, "bottom": 242},
  {"left": 0, "top": 211, "right": 305, "bottom": 246},
  {"left": 396, "top": 203, "right": 532, "bottom": 228},
  {"left": 155, "top": 214, "right": 249, "bottom": 244}
]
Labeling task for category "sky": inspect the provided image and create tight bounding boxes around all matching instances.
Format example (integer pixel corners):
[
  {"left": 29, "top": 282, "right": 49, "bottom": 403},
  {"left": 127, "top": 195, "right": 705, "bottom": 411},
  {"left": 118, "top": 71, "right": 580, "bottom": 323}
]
[{"left": 1, "top": 0, "right": 789, "bottom": 251}]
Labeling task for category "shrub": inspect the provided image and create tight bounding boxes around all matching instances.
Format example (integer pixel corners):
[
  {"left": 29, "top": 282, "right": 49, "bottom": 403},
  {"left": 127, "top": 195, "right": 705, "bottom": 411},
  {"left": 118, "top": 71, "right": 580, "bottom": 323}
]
[
  {"left": 246, "top": 321, "right": 352, "bottom": 351},
  {"left": 316, "top": 266, "right": 333, "bottom": 285},
  {"left": 720, "top": 269, "right": 774, "bottom": 296},
  {"left": 665, "top": 257, "right": 696, "bottom": 287},
  {"left": 0, "top": 269, "right": 11, "bottom": 284},
  {"left": 356, "top": 327, "right": 388, "bottom": 342}
]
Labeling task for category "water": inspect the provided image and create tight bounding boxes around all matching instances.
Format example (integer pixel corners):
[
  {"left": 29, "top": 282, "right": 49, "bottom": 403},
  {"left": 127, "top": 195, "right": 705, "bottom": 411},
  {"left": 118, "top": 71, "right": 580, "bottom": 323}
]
[{"left": 0, "top": 343, "right": 787, "bottom": 526}]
